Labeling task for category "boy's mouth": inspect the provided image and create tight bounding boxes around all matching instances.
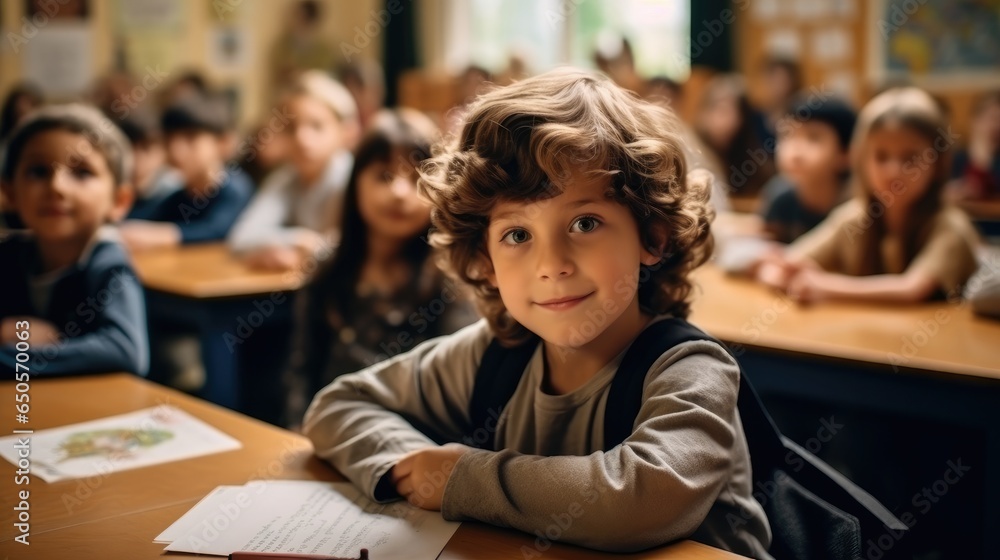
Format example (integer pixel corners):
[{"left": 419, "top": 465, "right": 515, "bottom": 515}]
[
  {"left": 39, "top": 206, "right": 72, "bottom": 217},
  {"left": 534, "top": 292, "right": 593, "bottom": 311}
]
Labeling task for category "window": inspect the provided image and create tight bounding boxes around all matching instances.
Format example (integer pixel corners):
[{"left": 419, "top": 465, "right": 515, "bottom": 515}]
[{"left": 449, "top": 0, "right": 690, "bottom": 79}]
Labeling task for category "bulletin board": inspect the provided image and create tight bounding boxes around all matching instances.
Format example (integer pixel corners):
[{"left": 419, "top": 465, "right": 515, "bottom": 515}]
[
  {"left": 734, "top": 0, "right": 864, "bottom": 105},
  {"left": 868, "top": 0, "right": 1000, "bottom": 90}
]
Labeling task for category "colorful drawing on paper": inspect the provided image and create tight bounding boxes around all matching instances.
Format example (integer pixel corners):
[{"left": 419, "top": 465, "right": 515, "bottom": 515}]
[{"left": 58, "top": 429, "right": 174, "bottom": 461}]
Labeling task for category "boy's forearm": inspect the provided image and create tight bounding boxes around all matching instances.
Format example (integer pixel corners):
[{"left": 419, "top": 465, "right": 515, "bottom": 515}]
[
  {"left": 304, "top": 380, "right": 441, "bottom": 499},
  {"left": 442, "top": 448, "right": 725, "bottom": 553}
]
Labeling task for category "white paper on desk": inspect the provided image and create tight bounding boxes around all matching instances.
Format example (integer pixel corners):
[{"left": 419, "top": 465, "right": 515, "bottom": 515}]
[
  {"left": 0, "top": 406, "right": 241, "bottom": 482},
  {"left": 154, "top": 486, "right": 242, "bottom": 543},
  {"left": 163, "top": 481, "right": 461, "bottom": 559}
]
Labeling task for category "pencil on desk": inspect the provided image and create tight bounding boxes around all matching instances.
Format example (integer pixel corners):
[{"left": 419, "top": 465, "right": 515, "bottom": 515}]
[{"left": 228, "top": 549, "right": 369, "bottom": 560}]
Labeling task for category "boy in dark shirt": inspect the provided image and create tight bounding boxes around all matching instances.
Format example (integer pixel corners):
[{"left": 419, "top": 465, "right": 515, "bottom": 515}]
[
  {"left": 760, "top": 94, "right": 857, "bottom": 243},
  {"left": 120, "top": 109, "right": 182, "bottom": 221},
  {"left": 0, "top": 105, "right": 148, "bottom": 376},
  {"left": 121, "top": 92, "right": 252, "bottom": 249}
]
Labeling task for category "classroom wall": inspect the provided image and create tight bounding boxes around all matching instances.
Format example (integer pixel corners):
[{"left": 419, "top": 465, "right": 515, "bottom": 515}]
[
  {"left": 733, "top": 0, "right": 992, "bottom": 138},
  {"left": 1, "top": 1, "right": 991, "bottom": 137},
  {"left": 0, "top": 0, "right": 381, "bottom": 129}
]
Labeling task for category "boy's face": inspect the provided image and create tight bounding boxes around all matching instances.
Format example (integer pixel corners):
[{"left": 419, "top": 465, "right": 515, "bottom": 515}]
[
  {"left": 3, "top": 129, "right": 131, "bottom": 242},
  {"left": 285, "top": 95, "right": 344, "bottom": 172},
  {"left": 776, "top": 121, "right": 847, "bottom": 189},
  {"left": 485, "top": 171, "right": 661, "bottom": 349},
  {"left": 165, "top": 129, "right": 225, "bottom": 185}
]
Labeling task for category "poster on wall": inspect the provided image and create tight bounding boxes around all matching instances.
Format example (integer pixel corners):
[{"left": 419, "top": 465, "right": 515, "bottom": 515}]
[
  {"left": 22, "top": 24, "right": 93, "bottom": 98},
  {"left": 25, "top": 0, "right": 89, "bottom": 20},
  {"left": 113, "top": 0, "right": 185, "bottom": 79},
  {"left": 871, "top": 0, "right": 1000, "bottom": 88}
]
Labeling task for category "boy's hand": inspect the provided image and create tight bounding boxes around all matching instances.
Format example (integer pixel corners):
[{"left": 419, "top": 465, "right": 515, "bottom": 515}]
[
  {"left": 243, "top": 246, "right": 303, "bottom": 272},
  {"left": 120, "top": 222, "right": 181, "bottom": 251},
  {"left": 1, "top": 317, "right": 61, "bottom": 346},
  {"left": 391, "top": 443, "right": 476, "bottom": 511}
]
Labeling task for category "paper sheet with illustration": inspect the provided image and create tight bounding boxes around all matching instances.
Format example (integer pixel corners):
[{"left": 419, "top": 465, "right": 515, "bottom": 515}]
[
  {"left": 159, "top": 480, "right": 461, "bottom": 559},
  {"left": 0, "top": 406, "right": 241, "bottom": 482}
]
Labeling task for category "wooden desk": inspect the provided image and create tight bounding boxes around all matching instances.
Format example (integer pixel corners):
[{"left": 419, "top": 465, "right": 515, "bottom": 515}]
[
  {"left": 130, "top": 243, "right": 305, "bottom": 299},
  {"left": 129, "top": 243, "right": 306, "bottom": 411},
  {"left": 690, "top": 264, "right": 1000, "bottom": 380},
  {"left": 689, "top": 264, "right": 1000, "bottom": 557},
  {"left": 0, "top": 375, "right": 746, "bottom": 560}
]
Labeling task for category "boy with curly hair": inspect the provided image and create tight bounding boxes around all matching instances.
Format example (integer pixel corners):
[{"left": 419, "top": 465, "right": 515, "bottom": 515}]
[{"left": 303, "top": 69, "right": 771, "bottom": 556}]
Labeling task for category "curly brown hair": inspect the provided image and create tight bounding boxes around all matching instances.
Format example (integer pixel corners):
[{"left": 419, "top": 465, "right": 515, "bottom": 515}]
[{"left": 418, "top": 69, "right": 715, "bottom": 345}]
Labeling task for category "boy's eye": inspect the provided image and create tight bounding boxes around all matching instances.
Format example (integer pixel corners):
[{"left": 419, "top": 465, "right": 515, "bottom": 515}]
[
  {"left": 24, "top": 164, "right": 50, "bottom": 179},
  {"left": 500, "top": 228, "right": 531, "bottom": 246},
  {"left": 71, "top": 167, "right": 95, "bottom": 179},
  {"left": 570, "top": 216, "right": 600, "bottom": 233}
]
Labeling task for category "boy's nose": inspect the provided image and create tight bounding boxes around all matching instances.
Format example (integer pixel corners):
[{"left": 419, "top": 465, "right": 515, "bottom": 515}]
[
  {"left": 48, "top": 166, "right": 72, "bottom": 194},
  {"left": 535, "top": 239, "right": 575, "bottom": 279},
  {"left": 389, "top": 175, "right": 414, "bottom": 198}
]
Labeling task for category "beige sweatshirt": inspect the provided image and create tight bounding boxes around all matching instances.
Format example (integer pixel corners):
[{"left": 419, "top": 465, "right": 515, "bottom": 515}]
[{"left": 304, "top": 318, "right": 772, "bottom": 557}]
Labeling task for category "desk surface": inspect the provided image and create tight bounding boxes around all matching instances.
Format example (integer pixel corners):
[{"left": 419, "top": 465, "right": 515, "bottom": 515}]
[
  {"left": 689, "top": 264, "right": 1000, "bottom": 381},
  {"left": 0, "top": 374, "right": 746, "bottom": 559},
  {"left": 130, "top": 243, "right": 306, "bottom": 298}
]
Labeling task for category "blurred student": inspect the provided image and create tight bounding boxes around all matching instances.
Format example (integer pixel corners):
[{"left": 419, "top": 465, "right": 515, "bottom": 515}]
[
  {"left": 303, "top": 71, "right": 770, "bottom": 557},
  {"left": 0, "top": 83, "right": 44, "bottom": 154},
  {"left": 119, "top": 109, "right": 182, "bottom": 220},
  {"left": 967, "top": 251, "right": 1000, "bottom": 318},
  {"left": 750, "top": 57, "right": 802, "bottom": 152},
  {"left": 644, "top": 76, "right": 731, "bottom": 213},
  {"left": 229, "top": 71, "right": 357, "bottom": 271},
  {"left": 284, "top": 109, "right": 475, "bottom": 426},
  {"left": 120, "top": 93, "right": 252, "bottom": 250},
  {"left": 237, "top": 120, "right": 291, "bottom": 187},
  {"left": 757, "top": 87, "right": 980, "bottom": 303},
  {"left": 337, "top": 60, "right": 386, "bottom": 137},
  {"left": 949, "top": 91, "right": 1000, "bottom": 200},
  {"left": 0, "top": 83, "right": 44, "bottom": 229},
  {"left": 695, "top": 75, "right": 775, "bottom": 197},
  {"left": 445, "top": 66, "right": 493, "bottom": 138},
  {"left": 0, "top": 105, "right": 147, "bottom": 376},
  {"left": 760, "top": 94, "right": 857, "bottom": 243}
]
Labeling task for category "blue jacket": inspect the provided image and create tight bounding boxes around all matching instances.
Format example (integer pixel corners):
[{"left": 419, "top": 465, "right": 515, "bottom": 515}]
[
  {"left": 0, "top": 231, "right": 149, "bottom": 376},
  {"left": 145, "top": 167, "right": 253, "bottom": 243}
]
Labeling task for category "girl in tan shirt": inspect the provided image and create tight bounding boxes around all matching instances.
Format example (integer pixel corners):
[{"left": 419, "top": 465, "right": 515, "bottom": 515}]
[{"left": 757, "top": 87, "right": 980, "bottom": 303}]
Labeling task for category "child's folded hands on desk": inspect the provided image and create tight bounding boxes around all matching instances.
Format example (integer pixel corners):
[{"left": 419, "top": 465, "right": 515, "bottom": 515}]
[
  {"left": 1, "top": 316, "right": 61, "bottom": 346},
  {"left": 390, "top": 443, "right": 475, "bottom": 511},
  {"left": 120, "top": 220, "right": 182, "bottom": 251}
]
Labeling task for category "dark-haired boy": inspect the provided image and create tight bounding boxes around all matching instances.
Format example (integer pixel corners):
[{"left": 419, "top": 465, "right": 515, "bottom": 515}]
[
  {"left": 761, "top": 94, "right": 857, "bottom": 243},
  {"left": 121, "top": 93, "right": 252, "bottom": 250}
]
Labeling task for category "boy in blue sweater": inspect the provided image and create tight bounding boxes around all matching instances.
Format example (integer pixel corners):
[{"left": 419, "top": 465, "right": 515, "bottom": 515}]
[
  {"left": 120, "top": 93, "right": 252, "bottom": 249},
  {"left": 0, "top": 105, "right": 148, "bottom": 376}
]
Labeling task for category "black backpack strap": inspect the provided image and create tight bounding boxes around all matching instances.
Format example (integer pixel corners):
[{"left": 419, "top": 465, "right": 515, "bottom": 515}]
[
  {"left": 467, "top": 334, "right": 540, "bottom": 450},
  {"left": 604, "top": 317, "right": 785, "bottom": 463}
]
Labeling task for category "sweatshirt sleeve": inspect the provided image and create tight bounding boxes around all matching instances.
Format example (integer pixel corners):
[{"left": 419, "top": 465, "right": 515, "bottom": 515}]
[
  {"left": 176, "top": 176, "right": 252, "bottom": 244},
  {"left": 0, "top": 265, "right": 149, "bottom": 377},
  {"left": 787, "top": 199, "right": 858, "bottom": 271},
  {"left": 228, "top": 168, "right": 309, "bottom": 252},
  {"left": 302, "top": 319, "right": 492, "bottom": 501},
  {"left": 440, "top": 340, "right": 741, "bottom": 553}
]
